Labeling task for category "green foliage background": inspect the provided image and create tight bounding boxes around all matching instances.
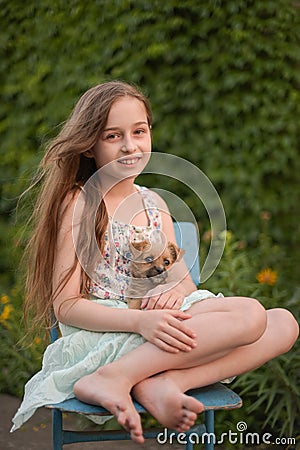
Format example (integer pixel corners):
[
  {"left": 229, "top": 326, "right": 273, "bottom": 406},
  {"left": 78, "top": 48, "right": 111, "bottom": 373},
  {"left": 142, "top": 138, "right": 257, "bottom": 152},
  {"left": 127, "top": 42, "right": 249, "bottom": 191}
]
[{"left": 1, "top": 0, "right": 299, "bottom": 445}]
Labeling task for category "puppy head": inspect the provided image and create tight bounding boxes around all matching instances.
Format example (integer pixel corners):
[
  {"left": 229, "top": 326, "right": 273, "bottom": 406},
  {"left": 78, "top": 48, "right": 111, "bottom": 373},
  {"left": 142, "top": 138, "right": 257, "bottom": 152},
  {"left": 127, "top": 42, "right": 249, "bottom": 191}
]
[{"left": 129, "top": 240, "right": 185, "bottom": 284}]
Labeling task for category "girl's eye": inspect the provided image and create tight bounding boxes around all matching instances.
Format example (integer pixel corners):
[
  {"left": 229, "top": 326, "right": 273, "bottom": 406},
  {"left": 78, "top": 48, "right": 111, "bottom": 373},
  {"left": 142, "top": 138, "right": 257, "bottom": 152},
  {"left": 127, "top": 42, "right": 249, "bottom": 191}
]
[
  {"left": 134, "top": 129, "right": 146, "bottom": 135},
  {"left": 145, "top": 256, "right": 154, "bottom": 263},
  {"left": 164, "top": 259, "right": 170, "bottom": 266},
  {"left": 104, "top": 133, "right": 120, "bottom": 140}
]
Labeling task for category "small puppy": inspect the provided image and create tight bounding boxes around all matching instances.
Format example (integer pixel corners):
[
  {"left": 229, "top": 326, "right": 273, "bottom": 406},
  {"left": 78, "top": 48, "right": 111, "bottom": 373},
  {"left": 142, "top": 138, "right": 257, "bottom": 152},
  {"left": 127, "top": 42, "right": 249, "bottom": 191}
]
[{"left": 126, "top": 239, "right": 185, "bottom": 309}]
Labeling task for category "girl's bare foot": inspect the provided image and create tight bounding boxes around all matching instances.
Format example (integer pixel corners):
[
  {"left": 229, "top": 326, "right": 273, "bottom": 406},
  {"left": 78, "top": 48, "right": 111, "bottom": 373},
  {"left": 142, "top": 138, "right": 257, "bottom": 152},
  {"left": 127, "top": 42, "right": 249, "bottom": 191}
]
[
  {"left": 73, "top": 368, "right": 144, "bottom": 443},
  {"left": 132, "top": 373, "right": 204, "bottom": 432}
]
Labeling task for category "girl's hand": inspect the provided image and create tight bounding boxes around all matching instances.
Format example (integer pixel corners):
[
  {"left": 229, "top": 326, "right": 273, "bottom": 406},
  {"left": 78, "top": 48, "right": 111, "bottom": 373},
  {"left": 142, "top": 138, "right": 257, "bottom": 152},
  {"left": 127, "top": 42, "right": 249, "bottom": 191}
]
[
  {"left": 137, "top": 309, "right": 197, "bottom": 353},
  {"left": 141, "top": 283, "right": 185, "bottom": 310}
]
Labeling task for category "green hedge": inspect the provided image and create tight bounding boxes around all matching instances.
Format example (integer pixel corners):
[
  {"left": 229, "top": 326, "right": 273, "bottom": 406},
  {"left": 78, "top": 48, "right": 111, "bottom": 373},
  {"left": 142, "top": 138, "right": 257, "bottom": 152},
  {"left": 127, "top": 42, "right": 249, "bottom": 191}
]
[{"left": 1, "top": 0, "right": 300, "bottom": 287}]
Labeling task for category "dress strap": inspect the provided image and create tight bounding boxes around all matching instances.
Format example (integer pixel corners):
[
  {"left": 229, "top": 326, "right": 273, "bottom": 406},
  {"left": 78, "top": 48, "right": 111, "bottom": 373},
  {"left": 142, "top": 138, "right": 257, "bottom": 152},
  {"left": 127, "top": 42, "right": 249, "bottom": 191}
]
[{"left": 136, "top": 186, "right": 161, "bottom": 230}]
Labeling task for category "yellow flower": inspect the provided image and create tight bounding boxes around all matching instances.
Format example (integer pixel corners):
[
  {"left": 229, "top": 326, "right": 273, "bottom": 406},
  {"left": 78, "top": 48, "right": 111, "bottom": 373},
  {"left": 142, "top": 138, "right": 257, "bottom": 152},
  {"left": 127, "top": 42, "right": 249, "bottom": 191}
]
[
  {"left": 256, "top": 268, "right": 278, "bottom": 286},
  {"left": 260, "top": 211, "right": 271, "bottom": 221},
  {"left": 1, "top": 294, "right": 9, "bottom": 304},
  {"left": 34, "top": 337, "right": 41, "bottom": 345},
  {"left": 203, "top": 230, "right": 212, "bottom": 243},
  {"left": 0, "top": 304, "right": 13, "bottom": 323}
]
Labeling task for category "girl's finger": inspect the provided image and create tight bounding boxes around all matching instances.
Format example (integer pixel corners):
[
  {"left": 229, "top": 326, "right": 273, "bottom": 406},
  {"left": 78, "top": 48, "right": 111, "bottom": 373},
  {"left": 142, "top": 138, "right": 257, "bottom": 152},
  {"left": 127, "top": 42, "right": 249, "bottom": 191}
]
[
  {"left": 156, "top": 331, "right": 195, "bottom": 352},
  {"left": 168, "top": 310, "right": 192, "bottom": 320},
  {"left": 154, "top": 338, "right": 180, "bottom": 353},
  {"left": 163, "top": 295, "right": 183, "bottom": 310},
  {"left": 168, "top": 315, "right": 197, "bottom": 340},
  {"left": 157, "top": 320, "right": 196, "bottom": 348},
  {"left": 153, "top": 296, "right": 170, "bottom": 310},
  {"left": 141, "top": 297, "right": 149, "bottom": 309},
  {"left": 145, "top": 295, "right": 161, "bottom": 310}
]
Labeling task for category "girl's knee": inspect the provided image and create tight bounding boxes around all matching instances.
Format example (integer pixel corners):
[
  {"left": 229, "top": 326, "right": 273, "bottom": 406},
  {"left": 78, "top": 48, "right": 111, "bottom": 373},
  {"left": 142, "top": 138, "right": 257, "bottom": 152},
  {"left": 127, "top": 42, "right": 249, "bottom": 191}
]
[
  {"left": 271, "top": 308, "right": 299, "bottom": 353},
  {"left": 233, "top": 297, "right": 267, "bottom": 344}
]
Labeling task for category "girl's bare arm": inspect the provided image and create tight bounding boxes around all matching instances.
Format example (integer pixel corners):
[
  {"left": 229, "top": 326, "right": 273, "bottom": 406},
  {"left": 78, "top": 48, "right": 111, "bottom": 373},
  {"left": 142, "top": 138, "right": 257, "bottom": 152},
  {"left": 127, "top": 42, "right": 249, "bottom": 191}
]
[{"left": 52, "top": 192, "right": 140, "bottom": 331}]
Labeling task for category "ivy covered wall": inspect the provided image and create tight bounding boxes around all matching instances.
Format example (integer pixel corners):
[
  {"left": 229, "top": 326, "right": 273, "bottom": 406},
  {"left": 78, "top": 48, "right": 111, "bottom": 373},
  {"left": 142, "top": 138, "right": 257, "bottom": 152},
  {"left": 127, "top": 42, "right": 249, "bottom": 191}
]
[{"left": 1, "top": 0, "right": 300, "bottom": 288}]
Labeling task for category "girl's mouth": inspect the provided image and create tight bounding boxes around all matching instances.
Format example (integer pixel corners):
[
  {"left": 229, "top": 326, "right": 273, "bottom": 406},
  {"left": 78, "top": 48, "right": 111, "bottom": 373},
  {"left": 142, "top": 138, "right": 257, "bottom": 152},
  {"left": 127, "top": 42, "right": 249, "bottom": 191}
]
[{"left": 118, "top": 157, "right": 142, "bottom": 165}]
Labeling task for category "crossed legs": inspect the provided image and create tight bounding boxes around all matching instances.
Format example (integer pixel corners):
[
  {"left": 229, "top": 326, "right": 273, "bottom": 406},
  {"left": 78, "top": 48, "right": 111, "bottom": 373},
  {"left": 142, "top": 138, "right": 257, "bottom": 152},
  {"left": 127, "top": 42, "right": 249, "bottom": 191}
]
[{"left": 73, "top": 297, "right": 299, "bottom": 443}]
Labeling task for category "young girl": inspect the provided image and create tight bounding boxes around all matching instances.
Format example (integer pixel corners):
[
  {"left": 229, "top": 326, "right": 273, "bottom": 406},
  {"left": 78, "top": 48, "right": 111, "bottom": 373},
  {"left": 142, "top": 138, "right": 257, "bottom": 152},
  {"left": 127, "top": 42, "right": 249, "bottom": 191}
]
[{"left": 11, "top": 81, "right": 298, "bottom": 443}]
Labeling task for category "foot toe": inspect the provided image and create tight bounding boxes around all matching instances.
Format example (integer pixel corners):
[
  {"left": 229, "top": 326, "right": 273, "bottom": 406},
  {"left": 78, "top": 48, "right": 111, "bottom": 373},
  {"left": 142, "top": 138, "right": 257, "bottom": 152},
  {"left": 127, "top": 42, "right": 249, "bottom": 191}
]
[{"left": 183, "top": 409, "right": 198, "bottom": 421}]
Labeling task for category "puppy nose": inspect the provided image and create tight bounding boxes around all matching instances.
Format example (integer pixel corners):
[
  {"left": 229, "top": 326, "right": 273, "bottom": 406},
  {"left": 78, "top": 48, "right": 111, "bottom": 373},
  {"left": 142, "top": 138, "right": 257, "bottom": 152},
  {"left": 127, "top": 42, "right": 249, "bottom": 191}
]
[{"left": 154, "top": 267, "right": 164, "bottom": 274}]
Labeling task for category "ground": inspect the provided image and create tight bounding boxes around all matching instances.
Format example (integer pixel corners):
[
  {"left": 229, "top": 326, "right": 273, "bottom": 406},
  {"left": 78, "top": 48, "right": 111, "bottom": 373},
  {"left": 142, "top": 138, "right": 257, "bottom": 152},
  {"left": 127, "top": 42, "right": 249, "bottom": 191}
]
[
  {"left": 1, "top": 394, "right": 183, "bottom": 450},
  {"left": 2, "top": 394, "right": 294, "bottom": 450}
]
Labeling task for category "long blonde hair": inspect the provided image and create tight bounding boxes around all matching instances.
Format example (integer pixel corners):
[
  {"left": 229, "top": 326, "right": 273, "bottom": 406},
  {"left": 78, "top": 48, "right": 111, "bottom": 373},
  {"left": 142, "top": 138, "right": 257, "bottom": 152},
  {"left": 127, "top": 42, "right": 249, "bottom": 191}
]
[{"left": 22, "top": 81, "right": 152, "bottom": 332}]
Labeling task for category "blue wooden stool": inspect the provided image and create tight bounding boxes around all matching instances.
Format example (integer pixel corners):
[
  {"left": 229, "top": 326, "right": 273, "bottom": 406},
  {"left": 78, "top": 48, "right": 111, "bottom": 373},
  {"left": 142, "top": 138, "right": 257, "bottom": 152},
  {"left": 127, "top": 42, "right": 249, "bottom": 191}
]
[{"left": 47, "top": 222, "right": 242, "bottom": 449}]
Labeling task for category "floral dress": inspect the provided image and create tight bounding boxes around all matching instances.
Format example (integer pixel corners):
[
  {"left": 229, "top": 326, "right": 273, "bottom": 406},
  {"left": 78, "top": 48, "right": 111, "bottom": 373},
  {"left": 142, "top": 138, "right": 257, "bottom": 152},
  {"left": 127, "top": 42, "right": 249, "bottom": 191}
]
[
  {"left": 88, "top": 185, "right": 163, "bottom": 302},
  {"left": 11, "top": 185, "right": 224, "bottom": 432}
]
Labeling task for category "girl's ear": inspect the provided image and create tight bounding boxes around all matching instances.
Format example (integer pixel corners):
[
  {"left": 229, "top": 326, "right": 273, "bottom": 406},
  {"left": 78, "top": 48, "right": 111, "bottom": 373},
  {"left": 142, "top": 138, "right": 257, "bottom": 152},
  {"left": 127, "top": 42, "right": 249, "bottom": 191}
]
[{"left": 82, "top": 149, "right": 94, "bottom": 159}]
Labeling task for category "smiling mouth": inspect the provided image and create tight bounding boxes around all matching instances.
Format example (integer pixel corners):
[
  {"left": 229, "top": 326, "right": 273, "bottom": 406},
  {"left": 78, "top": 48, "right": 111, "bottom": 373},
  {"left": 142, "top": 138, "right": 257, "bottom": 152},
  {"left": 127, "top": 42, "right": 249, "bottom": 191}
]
[{"left": 117, "top": 155, "right": 143, "bottom": 165}]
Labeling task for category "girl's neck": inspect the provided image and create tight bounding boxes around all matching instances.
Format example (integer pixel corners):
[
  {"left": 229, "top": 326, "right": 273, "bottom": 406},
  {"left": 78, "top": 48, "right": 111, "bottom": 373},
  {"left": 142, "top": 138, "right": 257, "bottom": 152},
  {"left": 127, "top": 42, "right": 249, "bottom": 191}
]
[
  {"left": 102, "top": 181, "right": 148, "bottom": 227},
  {"left": 102, "top": 178, "right": 138, "bottom": 200}
]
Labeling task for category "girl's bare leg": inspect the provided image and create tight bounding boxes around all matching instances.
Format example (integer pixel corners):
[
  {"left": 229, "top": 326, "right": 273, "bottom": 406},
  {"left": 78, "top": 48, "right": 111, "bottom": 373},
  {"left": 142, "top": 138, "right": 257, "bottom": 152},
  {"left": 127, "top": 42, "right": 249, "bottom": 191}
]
[
  {"left": 73, "top": 299, "right": 298, "bottom": 442},
  {"left": 132, "top": 307, "right": 299, "bottom": 427},
  {"left": 73, "top": 297, "right": 265, "bottom": 441}
]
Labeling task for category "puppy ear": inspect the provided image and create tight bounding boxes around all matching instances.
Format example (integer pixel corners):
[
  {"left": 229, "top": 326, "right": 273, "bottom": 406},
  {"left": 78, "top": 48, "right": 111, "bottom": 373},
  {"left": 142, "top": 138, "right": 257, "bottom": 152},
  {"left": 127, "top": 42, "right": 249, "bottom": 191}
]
[
  {"left": 177, "top": 248, "right": 185, "bottom": 261},
  {"left": 167, "top": 242, "right": 185, "bottom": 262},
  {"left": 130, "top": 240, "right": 152, "bottom": 254}
]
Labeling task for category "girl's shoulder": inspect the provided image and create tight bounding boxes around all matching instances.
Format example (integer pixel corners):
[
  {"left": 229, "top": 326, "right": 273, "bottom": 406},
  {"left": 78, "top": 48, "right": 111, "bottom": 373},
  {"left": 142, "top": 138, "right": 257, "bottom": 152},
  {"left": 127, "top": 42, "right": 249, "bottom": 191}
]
[{"left": 60, "top": 187, "right": 82, "bottom": 212}]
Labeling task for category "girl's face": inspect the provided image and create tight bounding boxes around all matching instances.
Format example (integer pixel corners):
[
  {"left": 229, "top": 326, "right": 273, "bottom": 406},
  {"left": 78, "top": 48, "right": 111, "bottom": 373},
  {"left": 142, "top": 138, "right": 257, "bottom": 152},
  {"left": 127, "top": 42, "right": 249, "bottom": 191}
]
[{"left": 92, "top": 96, "right": 151, "bottom": 180}]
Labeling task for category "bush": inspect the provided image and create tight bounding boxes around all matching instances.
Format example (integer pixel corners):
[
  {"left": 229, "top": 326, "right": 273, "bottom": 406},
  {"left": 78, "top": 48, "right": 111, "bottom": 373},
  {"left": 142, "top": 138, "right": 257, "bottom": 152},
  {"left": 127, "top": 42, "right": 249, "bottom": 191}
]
[
  {"left": 1, "top": 0, "right": 300, "bottom": 282},
  {"left": 0, "top": 288, "right": 44, "bottom": 398},
  {"left": 203, "top": 217, "right": 300, "bottom": 443}
]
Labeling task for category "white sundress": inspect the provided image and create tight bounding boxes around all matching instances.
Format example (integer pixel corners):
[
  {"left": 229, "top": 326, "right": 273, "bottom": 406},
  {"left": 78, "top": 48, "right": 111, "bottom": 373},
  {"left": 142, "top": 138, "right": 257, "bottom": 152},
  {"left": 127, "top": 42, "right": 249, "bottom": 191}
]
[{"left": 11, "top": 185, "right": 224, "bottom": 432}]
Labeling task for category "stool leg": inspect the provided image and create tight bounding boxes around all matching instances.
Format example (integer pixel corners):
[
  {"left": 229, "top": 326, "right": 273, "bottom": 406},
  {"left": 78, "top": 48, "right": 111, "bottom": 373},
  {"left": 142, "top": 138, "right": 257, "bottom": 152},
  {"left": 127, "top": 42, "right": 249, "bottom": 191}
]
[
  {"left": 185, "top": 439, "right": 194, "bottom": 450},
  {"left": 204, "top": 410, "right": 215, "bottom": 450},
  {"left": 52, "top": 408, "right": 63, "bottom": 450}
]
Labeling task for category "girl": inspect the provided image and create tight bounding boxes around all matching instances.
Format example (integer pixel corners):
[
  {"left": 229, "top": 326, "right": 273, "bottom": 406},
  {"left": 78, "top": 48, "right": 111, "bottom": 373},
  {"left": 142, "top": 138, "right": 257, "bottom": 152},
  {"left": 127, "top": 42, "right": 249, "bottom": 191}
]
[{"left": 12, "top": 81, "right": 298, "bottom": 443}]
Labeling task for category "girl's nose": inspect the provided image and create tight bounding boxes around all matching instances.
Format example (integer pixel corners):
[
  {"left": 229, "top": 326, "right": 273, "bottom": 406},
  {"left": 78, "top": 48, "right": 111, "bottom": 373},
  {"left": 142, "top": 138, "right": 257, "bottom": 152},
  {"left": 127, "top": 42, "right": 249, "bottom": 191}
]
[
  {"left": 121, "top": 145, "right": 136, "bottom": 153},
  {"left": 121, "top": 136, "right": 137, "bottom": 153}
]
